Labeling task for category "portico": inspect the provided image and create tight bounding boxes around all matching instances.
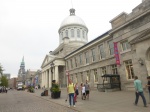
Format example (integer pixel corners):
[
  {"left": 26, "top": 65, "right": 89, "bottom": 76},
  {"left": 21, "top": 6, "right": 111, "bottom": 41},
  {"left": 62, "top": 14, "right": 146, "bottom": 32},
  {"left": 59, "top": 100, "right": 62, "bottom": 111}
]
[{"left": 41, "top": 55, "right": 66, "bottom": 88}]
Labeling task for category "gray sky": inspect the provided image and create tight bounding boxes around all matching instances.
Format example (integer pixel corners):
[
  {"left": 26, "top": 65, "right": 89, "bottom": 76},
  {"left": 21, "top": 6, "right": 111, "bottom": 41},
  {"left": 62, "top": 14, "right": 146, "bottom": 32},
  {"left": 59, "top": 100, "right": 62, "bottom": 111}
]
[{"left": 0, "top": 0, "right": 142, "bottom": 78}]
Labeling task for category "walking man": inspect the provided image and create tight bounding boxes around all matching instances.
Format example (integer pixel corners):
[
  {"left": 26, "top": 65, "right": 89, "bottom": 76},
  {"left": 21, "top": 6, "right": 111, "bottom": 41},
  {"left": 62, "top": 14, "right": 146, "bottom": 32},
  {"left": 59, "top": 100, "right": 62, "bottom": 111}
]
[{"left": 134, "top": 76, "right": 147, "bottom": 107}]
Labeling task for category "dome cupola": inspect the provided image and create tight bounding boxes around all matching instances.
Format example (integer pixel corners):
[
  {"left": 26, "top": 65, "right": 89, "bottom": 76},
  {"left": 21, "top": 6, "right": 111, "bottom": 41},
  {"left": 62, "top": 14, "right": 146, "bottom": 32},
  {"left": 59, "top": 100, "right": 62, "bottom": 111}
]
[{"left": 58, "top": 8, "right": 88, "bottom": 45}]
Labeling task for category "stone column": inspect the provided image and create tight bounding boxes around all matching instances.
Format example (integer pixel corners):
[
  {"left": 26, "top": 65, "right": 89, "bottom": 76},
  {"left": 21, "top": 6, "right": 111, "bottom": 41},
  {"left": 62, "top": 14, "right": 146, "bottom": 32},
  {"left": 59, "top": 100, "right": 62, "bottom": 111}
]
[
  {"left": 55, "top": 66, "right": 59, "bottom": 83},
  {"left": 44, "top": 71, "right": 46, "bottom": 87},
  {"left": 49, "top": 68, "right": 52, "bottom": 88},
  {"left": 41, "top": 72, "right": 44, "bottom": 87},
  {"left": 46, "top": 70, "right": 48, "bottom": 88}
]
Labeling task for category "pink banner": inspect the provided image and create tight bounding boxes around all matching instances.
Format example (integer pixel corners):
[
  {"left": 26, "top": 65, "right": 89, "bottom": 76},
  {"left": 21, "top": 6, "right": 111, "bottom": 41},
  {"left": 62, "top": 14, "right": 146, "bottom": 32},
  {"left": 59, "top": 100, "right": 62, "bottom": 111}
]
[{"left": 114, "top": 42, "right": 120, "bottom": 65}]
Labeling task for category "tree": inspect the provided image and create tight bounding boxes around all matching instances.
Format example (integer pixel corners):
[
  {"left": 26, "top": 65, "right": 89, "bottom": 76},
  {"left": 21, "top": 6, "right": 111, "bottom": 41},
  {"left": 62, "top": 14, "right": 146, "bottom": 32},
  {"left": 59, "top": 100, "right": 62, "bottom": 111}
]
[
  {"left": 0, "top": 63, "right": 4, "bottom": 75},
  {"left": 0, "top": 76, "right": 8, "bottom": 87}
]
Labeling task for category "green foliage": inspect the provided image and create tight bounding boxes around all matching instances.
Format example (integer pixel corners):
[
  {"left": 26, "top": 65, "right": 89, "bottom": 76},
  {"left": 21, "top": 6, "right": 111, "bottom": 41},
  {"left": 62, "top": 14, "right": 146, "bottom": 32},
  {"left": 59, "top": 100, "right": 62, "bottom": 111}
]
[
  {"left": 50, "top": 83, "right": 60, "bottom": 93},
  {"left": 28, "top": 86, "right": 34, "bottom": 93},
  {"left": 0, "top": 64, "right": 4, "bottom": 75},
  {"left": 0, "top": 76, "right": 8, "bottom": 87}
]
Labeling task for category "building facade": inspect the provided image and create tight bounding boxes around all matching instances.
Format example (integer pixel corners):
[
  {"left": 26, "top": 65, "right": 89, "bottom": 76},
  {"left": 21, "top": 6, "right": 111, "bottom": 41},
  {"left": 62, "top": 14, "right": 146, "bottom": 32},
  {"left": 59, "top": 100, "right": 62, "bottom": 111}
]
[
  {"left": 8, "top": 78, "right": 17, "bottom": 89},
  {"left": 41, "top": 0, "right": 150, "bottom": 90},
  {"left": 41, "top": 8, "right": 88, "bottom": 88}
]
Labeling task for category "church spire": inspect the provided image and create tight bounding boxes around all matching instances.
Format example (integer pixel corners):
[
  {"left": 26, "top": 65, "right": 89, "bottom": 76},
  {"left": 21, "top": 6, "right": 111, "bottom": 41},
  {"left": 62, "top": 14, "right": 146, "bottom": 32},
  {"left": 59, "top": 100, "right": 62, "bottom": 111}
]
[{"left": 21, "top": 56, "right": 25, "bottom": 67}]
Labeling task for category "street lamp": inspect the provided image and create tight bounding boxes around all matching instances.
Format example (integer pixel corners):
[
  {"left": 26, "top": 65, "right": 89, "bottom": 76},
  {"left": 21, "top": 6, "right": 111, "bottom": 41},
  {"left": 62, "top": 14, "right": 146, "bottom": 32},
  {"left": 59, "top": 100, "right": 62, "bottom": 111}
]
[
  {"left": 138, "top": 58, "right": 144, "bottom": 65},
  {"left": 50, "top": 62, "right": 54, "bottom": 73},
  {"left": 30, "top": 74, "right": 33, "bottom": 86}
]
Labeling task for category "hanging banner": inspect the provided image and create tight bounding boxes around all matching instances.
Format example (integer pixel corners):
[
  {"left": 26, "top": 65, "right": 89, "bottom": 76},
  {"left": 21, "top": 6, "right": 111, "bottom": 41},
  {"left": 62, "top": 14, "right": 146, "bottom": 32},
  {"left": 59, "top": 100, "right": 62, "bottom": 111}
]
[{"left": 114, "top": 42, "right": 120, "bottom": 65}]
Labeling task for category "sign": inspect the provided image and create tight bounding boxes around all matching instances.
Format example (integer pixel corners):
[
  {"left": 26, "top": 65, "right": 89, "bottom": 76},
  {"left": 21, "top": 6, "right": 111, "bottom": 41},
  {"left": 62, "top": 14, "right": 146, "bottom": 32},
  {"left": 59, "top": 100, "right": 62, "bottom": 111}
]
[{"left": 114, "top": 42, "right": 120, "bottom": 65}]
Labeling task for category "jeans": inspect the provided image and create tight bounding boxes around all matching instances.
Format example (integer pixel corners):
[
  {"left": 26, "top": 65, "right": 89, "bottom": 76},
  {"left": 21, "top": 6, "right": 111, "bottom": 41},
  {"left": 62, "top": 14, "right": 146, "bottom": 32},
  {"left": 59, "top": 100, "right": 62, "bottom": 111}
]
[
  {"left": 135, "top": 92, "right": 147, "bottom": 106},
  {"left": 69, "top": 93, "right": 75, "bottom": 106}
]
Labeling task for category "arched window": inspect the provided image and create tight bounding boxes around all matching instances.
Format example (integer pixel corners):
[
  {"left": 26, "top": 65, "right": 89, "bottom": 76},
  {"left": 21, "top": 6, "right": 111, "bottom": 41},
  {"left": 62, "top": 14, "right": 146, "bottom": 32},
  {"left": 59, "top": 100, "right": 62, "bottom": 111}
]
[
  {"left": 71, "top": 29, "right": 74, "bottom": 37},
  {"left": 61, "top": 32, "right": 63, "bottom": 39},
  {"left": 65, "top": 30, "right": 68, "bottom": 37},
  {"left": 82, "top": 30, "right": 85, "bottom": 38},
  {"left": 77, "top": 29, "right": 80, "bottom": 38}
]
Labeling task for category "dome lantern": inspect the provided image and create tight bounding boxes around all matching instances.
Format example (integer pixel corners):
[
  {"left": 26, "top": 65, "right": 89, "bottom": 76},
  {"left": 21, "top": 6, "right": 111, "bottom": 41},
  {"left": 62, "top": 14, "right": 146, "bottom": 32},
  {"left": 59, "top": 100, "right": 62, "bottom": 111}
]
[{"left": 70, "top": 8, "right": 75, "bottom": 16}]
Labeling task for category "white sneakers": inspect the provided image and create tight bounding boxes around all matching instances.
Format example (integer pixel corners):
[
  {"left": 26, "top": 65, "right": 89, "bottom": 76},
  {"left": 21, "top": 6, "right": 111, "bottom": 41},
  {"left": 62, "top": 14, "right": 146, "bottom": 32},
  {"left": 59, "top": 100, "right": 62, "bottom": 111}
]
[{"left": 68, "top": 105, "right": 76, "bottom": 108}]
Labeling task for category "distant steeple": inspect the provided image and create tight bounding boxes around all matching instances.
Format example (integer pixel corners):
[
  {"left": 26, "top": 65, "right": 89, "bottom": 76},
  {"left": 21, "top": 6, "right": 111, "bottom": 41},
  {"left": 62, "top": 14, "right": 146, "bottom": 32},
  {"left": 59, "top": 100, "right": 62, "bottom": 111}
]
[
  {"left": 70, "top": 8, "right": 75, "bottom": 16},
  {"left": 21, "top": 56, "right": 25, "bottom": 67}
]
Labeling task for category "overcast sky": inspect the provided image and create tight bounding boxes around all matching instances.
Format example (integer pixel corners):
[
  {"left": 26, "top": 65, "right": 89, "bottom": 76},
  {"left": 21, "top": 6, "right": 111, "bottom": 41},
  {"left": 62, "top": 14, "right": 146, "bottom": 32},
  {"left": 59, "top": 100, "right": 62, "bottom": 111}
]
[{"left": 0, "top": 0, "right": 142, "bottom": 78}]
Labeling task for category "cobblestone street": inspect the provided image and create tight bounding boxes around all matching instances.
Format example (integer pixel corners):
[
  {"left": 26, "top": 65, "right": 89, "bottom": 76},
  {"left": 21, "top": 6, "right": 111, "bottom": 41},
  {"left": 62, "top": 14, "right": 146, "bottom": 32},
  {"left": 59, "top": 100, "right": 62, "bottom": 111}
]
[{"left": 0, "top": 90, "right": 78, "bottom": 112}]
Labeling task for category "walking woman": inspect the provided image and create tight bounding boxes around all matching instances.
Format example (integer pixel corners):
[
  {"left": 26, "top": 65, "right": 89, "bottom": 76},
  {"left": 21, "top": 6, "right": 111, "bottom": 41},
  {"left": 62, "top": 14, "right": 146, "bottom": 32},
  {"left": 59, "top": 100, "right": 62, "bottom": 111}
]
[
  {"left": 74, "top": 83, "right": 79, "bottom": 102},
  {"left": 67, "top": 79, "right": 76, "bottom": 107}
]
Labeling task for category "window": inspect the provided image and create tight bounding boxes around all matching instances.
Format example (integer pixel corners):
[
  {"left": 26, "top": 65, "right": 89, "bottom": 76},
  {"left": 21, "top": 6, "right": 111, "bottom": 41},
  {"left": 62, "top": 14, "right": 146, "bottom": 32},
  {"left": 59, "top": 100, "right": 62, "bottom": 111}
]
[
  {"left": 94, "top": 69, "right": 98, "bottom": 82},
  {"left": 99, "top": 44, "right": 105, "bottom": 59},
  {"left": 74, "top": 57, "right": 77, "bottom": 67},
  {"left": 87, "top": 71, "right": 90, "bottom": 81},
  {"left": 70, "top": 59, "right": 73, "bottom": 69},
  {"left": 85, "top": 52, "right": 89, "bottom": 64},
  {"left": 101, "top": 67, "right": 107, "bottom": 81},
  {"left": 71, "top": 29, "right": 74, "bottom": 37},
  {"left": 121, "top": 41, "right": 131, "bottom": 51},
  {"left": 108, "top": 40, "right": 114, "bottom": 55},
  {"left": 79, "top": 54, "right": 82, "bottom": 65},
  {"left": 81, "top": 73, "right": 83, "bottom": 82},
  {"left": 111, "top": 64, "right": 118, "bottom": 74},
  {"left": 82, "top": 30, "right": 85, "bottom": 38},
  {"left": 75, "top": 74, "right": 78, "bottom": 83},
  {"left": 91, "top": 48, "right": 96, "bottom": 62},
  {"left": 65, "top": 30, "right": 68, "bottom": 37},
  {"left": 77, "top": 29, "right": 80, "bottom": 37},
  {"left": 66, "top": 61, "right": 69, "bottom": 70},
  {"left": 61, "top": 32, "right": 63, "bottom": 39},
  {"left": 101, "top": 67, "right": 106, "bottom": 75},
  {"left": 125, "top": 60, "right": 134, "bottom": 79},
  {"left": 71, "top": 75, "right": 73, "bottom": 82}
]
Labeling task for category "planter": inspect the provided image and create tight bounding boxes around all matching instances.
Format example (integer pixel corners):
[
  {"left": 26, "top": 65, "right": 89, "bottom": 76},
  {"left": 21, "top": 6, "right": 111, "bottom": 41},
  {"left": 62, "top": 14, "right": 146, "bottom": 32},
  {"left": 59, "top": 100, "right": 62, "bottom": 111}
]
[
  {"left": 44, "top": 90, "right": 48, "bottom": 96},
  {"left": 51, "top": 91, "right": 61, "bottom": 99}
]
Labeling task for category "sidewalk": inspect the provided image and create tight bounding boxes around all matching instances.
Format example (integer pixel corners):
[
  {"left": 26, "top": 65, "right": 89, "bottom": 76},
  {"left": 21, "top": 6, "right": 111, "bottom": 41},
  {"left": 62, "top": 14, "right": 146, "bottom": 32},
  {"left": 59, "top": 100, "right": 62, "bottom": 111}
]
[{"left": 31, "top": 88, "right": 149, "bottom": 112}]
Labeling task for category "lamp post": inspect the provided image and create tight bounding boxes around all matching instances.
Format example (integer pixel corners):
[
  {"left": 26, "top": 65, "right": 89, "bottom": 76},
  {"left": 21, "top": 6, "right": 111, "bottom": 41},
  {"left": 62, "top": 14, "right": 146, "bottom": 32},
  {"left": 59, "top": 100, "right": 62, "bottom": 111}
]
[
  {"left": 50, "top": 62, "right": 54, "bottom": 82},
  {"left": 30, "top": 75, "right": 33, "bottom": 86}
]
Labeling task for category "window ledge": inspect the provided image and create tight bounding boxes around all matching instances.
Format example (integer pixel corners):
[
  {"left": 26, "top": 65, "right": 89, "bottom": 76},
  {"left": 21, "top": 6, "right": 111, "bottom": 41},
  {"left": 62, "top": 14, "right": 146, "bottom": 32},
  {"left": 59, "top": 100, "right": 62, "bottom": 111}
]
[{"left": 120, "top": 49, "right": 131, "bottom": 54}]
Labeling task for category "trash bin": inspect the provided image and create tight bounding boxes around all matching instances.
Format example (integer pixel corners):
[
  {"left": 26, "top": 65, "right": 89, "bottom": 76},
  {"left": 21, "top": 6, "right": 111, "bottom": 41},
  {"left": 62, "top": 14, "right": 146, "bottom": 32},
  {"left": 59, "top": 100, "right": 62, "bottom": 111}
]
[{"left": 44, "top": 90, "right": 48, "bottom": 96}]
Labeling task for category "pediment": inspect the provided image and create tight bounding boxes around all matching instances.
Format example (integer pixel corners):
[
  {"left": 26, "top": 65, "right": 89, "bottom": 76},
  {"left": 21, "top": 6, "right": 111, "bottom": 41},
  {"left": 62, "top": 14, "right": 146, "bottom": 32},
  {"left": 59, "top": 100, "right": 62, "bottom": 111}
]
[
  {"left": 130, "top": 28, "right": 150, "bottom": 44},
  {"left": 41, "top": 54, "right": 55, "bottom": 68}
]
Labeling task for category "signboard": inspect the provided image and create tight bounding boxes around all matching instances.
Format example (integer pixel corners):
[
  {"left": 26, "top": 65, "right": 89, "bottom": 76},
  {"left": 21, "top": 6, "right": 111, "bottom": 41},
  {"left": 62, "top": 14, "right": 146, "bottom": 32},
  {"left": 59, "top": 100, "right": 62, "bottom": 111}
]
[{"left": 114, "top": 42, "right": 120, "bottom": 65}]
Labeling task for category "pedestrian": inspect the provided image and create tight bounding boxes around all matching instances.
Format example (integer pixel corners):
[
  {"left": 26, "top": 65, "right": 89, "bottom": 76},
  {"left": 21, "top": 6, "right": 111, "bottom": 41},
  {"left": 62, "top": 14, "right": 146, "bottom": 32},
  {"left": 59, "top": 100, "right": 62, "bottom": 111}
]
[
  {"left": 67, "top": 79, "right": 76, "bottom": 107},
  {"left": 146, "top": 76, "right": 150, "bottom": 104},
  {"left": 85, "top": 80, "right": 90, "bottom": 100},
  {"left": 134, "top": 76, "right": 147, "bottom": 107},
  {"left": 80, "top": 83, "right": 83, "bottom": 99},
  {"left": 74, "top": 83, "right": 79, "bottom": 102},
  {"left": 82, "top": 84, "right": 86, "bottom": 100}
]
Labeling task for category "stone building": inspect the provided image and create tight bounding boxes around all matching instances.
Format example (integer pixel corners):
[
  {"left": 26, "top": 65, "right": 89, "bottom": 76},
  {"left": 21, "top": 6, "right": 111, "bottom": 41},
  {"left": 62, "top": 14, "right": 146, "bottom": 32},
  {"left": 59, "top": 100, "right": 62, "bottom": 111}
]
[
  {"left": 41, "top": 8, "right": 88, "bottom": 88},
  {"left": 8, "top": 77, "right": 17, "bottom": 89},
  {"left": 41, "top": 0, "right": 150, "bottom": 90}
]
